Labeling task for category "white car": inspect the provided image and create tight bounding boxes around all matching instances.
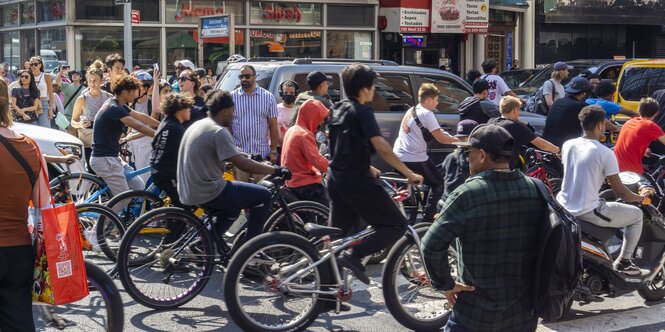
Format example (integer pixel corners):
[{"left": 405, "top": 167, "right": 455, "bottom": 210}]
[{"left": 12, "top": 122, "right": 86, "bottom": 174}]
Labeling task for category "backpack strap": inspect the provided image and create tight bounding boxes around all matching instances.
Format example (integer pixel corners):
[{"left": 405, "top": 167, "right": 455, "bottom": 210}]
[
  {"left": 410, "top": 107, "right": 425, "bottom": 130},
  {"left": 0, "top": 134, "right": 37, "bottom": 187},
  {"left": 63, "top": 84, "right": 84, "bottom": 110}
]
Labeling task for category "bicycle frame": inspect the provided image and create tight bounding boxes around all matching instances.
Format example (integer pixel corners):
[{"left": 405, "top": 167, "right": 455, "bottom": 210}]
[{"left": 81, "top": 166, "right": 153, "bottom": 203}]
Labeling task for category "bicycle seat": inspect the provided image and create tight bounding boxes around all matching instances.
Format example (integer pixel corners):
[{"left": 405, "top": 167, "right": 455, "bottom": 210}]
[{"left": 304, "top": 223, "right": 342, "bottom": 237}]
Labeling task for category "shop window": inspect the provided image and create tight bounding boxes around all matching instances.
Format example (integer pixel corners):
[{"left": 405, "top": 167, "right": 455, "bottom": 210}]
[
  {"left": 1, "top": 3, "right": 19, "bottom": 27},
  {"left": 249, "top": 2, "right": 321, "bottom": 26},
  {"left": 371, "top": 74, "right": 414, "bottom": 113},
  {"left": 420, "top": 76, "right": 472, "bottom": 113},
  {"left": 79, "top": 28, "right": 124, "bottom": 67},
  {"left": 75, "top": 0, "right": 121, "bottom": 20},
  {"left": 292, "top": 73, "right": 341, "bottom": 102},
  {"left": 250, "top": 30, "right": 322, "bottom": 58},
  {"left": 327, "top": 31, "right": 372, "bottom": 60},
  {"left": 202, "top": 29, "right": 245, "bottom": 76},
  {"left": 21, "top": 1, "right": 37, "bottom": 24},
  {"left": 1, "top": 31, "right": 20, "bottom": 74},
  {"left": 132, "top": 0, "right": 159, "bottom": 22},
  {"left": 166, "top": 28, "right": 197, "bottom": 76},
  {"left": 165, "top": 0, "right": 244, "bottom": 25},
  {"left": 39, "top": 28, "right": 67, "bottom": 72},
  {"left": 24, "top": 30, "right": 36, "bottom": 62},
  {"left": 132, "top": 29, "right": 161, "bottom": 68},
  {"left": 38, "top": 0, "right": 65, "bottom": 22},
  {"left": 327, "top": 5, "right": 374, "bottom": 27}
]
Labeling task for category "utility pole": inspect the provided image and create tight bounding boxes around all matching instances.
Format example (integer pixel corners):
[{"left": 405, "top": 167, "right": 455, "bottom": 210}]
[{"left": 116, "top": 0, "right": 133, "bottom": 69}]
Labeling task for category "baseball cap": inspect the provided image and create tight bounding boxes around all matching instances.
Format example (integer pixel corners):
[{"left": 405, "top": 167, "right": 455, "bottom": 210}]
[
  {"left": 455, "top": 119, "right": 479, "bottom": 137},
  {"left": 306, "top": 71, "right": 333, "bottom": 89},
  {"left": 553, "top": 62, "right": 572, "bottom": 71},
  {"left": 453, "top": 124, "right": 515, "bottom": 157},
  {"left": 173, "top": 59, "right": 195, "bottom": 70},
  {"left": 565, "top": 77, "right": 592, "bottom": 94}
]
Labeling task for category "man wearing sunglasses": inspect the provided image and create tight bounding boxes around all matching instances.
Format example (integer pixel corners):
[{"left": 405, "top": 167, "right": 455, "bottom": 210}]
[
  {"left": 170, "top": 59, "right": 196, "bottom": 92},
  {"left": 230, "top": 65, "right": 280, "bottom": 181}
]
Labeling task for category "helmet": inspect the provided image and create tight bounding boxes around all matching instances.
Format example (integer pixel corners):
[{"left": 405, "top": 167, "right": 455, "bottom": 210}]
[
  {"left": 227, "top": 54, "right": 246, "bottom": 63},
  {"left": 135, "top": 71, "right": 153, "bottom": 86}
]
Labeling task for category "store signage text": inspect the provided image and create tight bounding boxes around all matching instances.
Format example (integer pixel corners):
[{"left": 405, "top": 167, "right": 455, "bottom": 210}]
[
  {"left": 431, "top": 0, "right": 489, "bottom": 34},
  {"left": 402, "top": 35, "right": 425, "bottom": 48},
  {"left": 400, "top": 8, "right": 429, "bottom": 33},
  {"left": 251, "top": 30, "right": 321, "bottom": 39},
  {"left": 181, "top": 4, "right": 227, "bottom": 17},
  {"left": 262, "top": 3, "right": 302, "bottom": 23}
]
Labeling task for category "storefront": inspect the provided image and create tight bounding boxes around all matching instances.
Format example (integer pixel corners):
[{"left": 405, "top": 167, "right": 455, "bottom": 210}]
[{"left": 0, "top": 0, "right": 378, "bottom": 75}]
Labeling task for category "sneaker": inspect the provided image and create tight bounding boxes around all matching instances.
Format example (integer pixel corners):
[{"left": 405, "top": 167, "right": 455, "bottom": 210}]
[
  {"left": 84, "top": 227, "right": 102, "bottom": 253},
  {"left": 613, "top": 259, "right": 650, "bottom": 276},
  {"left": 337, "top": 252, "right": 370, "bottom": 285}
]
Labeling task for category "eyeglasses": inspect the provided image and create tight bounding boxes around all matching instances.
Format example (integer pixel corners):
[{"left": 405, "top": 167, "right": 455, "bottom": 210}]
[
  {"left": 178, "top": 76, "right": 193, "bottom": 82},
  {"left": 30, "top": 63, "right": 40, "bottom": 67},
  {"left": 20, "top": 75, "right": 30, "bottom": 79},
  {"left": 238, "top": 74, "right": 254, "bottom": 80}
]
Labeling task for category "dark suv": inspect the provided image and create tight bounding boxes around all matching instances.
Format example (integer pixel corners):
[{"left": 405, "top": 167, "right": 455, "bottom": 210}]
[{"left": 215, "top": 58, "right": 546, "bottom": 168}]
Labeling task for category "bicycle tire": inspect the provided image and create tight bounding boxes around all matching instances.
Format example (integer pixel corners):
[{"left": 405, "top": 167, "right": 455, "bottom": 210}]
[
  {"left": 525, "top": 164, "right": 562, "bottom": 181},
  {"left": 84, "top": 261, "right": 125, "bottom": 331},
  {"left": 383, "top": 226, "right": 450, "bottom": 331},
  {"left": 50, "top": 172, "right": 110, "bottom": 204},
  {"left": 105, "top": 189, "right": 164, "bottom": 228},
  {"left": 263, "top": 200, "right": 330, "bottom": 236},
  {"left": 223, "top": 231, "right": 331, "bottom": 332},
  {"left": 76, "top": 203, "right": 125, "bottom": 262},
  {"left": 117, "top": 207, "right": 215, "bottom": 310}
]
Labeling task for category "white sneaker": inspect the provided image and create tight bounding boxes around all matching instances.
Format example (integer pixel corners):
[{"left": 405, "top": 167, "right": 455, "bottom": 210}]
[{"left": 84, "top": 227, "right": 102, "bottom": 253}]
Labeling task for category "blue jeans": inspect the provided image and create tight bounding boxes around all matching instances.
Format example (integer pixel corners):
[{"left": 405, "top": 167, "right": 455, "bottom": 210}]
[
  {"left": 37, "top": 99, "right": 50, "bottom": 128},
  {"left": 201, "top": 181, "right": 272, "bottom": 240}
]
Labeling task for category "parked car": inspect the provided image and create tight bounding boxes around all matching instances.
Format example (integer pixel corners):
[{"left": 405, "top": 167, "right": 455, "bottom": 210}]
[
  {"left": 513, "top": 59, "right": 633, "bottom": 99},
  {"left": 12, "top": 123, "right": 85, "bottom": 177},
  {"left": 215, "top": 58, "right": 547, "bottom": 169},
  {"left": 499, "top": 68, "right": 542, "bottom": 89},
  {"left": 615, "top": 59, "right": 665, "bottom": 113}
]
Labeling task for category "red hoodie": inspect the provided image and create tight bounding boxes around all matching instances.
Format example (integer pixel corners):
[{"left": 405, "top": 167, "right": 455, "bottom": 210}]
[{"left": 281, "top": 99, "right": 329, "bottom": 188}]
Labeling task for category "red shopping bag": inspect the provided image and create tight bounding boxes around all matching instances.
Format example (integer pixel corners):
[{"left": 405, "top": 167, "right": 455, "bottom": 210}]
[{"left": 33, "top": 202, "right": 89, "bottom": 305}]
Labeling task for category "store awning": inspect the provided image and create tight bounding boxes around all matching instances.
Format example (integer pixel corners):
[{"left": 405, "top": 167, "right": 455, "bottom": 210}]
[{"left": 490, "top": 0, "right": 529, "bottom": 13}]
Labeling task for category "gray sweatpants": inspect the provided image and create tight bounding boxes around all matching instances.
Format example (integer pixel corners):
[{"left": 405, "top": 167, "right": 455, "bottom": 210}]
[
  {"left": 578, "top": 200, "right": 644, "bottom": 260},
  {"left": 89, "top": 156, "right": 144, "bottom": 197}
]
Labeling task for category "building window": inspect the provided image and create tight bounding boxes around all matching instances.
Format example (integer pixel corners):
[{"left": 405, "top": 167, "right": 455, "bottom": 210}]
[
  {"left": 38, "top": 0, "right": 66, "bottom": 22},
  {"left": 327, "top": 31, "right": 372, "bottom": 59},
  {"left": 1, "top": 3, "right": 19, "bottom": 27},
  {"left": 250, "top": 30, "right": 322, "bottom": 58},
  {"left": 75, "top": 0, "right": 122, "bottom": 21},
  {"left": 327, "top": 5, "right": 374, "bottom": 27},
  {"left": 249, "top": 2, "right": 321, "bottom": 26},
  {"left": 24, "top": 30, "right": 36, "bottom": 60},
  {"left": 165, "top": 0, "right": 244, "bottom": 25},
  {"left": 21, "top": 1, "right": 37, "bottom": 25},
  {"left": 166, "top": 28, "right": 198, "bottom": 74},
  {"left": 78, "top": 28, "right": 124, "bottom": 66},
  {"left": 2, "top": 31, "right": 20, "bottom": 73},
  {"left": 39, "top": 28, "right": 67, "bottom": 72},
  {"left": 133, "top": 0, "right": 159, "bottom": 22},
  {"left": 132, "top": 29, "right": 161, "bottom": 67}
]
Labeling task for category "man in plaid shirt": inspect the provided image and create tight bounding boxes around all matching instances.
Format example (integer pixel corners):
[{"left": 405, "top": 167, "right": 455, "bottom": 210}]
[{"left": 422, "top": 124, "right": 546, "bottom": 332}]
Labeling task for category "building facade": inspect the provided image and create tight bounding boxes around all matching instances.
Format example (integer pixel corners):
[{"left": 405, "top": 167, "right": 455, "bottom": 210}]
[{"left": 0, "top": 0, "right": 378, "bottom": 74}]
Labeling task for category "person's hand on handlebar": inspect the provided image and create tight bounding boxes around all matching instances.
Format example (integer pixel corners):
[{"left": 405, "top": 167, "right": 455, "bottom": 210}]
[
  {"left": 370, "top": 166, "right": 381, "bottom": 178},
  {"left": 407, "top": 172, "right": 424, "bottom": 186}
]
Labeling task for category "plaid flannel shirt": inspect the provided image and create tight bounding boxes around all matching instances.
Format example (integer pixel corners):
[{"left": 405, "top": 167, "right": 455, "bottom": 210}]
[{"left": 422, "top": 170, "right": 545, "bottom": 332}]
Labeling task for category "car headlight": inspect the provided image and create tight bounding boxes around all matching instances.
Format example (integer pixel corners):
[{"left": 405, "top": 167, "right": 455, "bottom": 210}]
[{"left": 54, "top": 142, "right": 83, "bottom": 159}]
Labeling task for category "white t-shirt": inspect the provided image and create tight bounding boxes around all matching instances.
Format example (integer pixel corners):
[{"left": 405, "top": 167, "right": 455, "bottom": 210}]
[
  {"left": 393, "top": 104, "right": 441, "bottom": 162},
  {"left": 481, "top": 74, "right": 511, "bottom": 105},
  {"left": 556, "top": 137, "right": 620, "bottom": 216}
]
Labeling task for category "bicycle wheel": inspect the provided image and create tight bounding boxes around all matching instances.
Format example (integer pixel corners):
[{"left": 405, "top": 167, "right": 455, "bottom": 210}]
[
  {"left": 263, "top": 201, "right": 330, "bottom": 237},
  {"left": 34, "top": 261, "right": 124, "bottom": 331},
  {"left": 117, "top": 207, "right": 215, "bottom": 309},
  {"left": 368, "top": 222, "right": 432, "bottom": 265},
  {"left": 50, "top": 173, "right": 110, "bottom": 204},
  {"left": 104, "top": 189, "right": 165, "bottom": 228},
  {"left": 223, "top": 232, "right": 331, "bottom": 332},
  {"left": 383, "top": 227, "right": 451, "bottom": 331},
  {"left": 76, "top": 203, "right": 125, "bottom": 262}
]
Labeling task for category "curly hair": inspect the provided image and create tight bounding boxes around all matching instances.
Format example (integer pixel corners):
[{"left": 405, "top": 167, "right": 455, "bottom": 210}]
[
  {"left": 110, "top": 75, "right": 140, "bottom": 96},
  {"left": 162, "top": 94, "right": 194, "bottom": 117}
]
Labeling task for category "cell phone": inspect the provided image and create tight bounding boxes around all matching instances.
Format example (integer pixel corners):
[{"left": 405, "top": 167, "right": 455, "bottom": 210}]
[{"left": 153, "top": 63, "right": 159, "bottom": 72}]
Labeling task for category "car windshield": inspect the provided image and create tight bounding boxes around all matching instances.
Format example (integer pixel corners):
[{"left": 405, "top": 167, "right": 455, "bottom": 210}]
[
  {"left": 618, "top": 66, "right": 665, "bottom": 101},
  {"left": 521, "top": 64, "right": 591, "bottom": 88},
  {"left": 217, "top": 67, "right": 274, "bottom": 92}
]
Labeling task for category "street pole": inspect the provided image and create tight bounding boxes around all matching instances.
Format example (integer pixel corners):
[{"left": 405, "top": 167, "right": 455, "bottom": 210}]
[{"left": 123, "top": 2, "right": 133, "bottom": 69}]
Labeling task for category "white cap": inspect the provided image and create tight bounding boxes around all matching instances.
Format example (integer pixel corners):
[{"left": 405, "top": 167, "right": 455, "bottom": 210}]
[{"left": 173, "top": 59, "right": 195, "bottom": 70}]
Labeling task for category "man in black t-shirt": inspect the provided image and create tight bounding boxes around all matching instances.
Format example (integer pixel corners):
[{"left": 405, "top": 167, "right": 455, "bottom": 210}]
[
  {"left": 542, "top": 77, "right": 592, "bottom": 147},
  {"left": 328, "top": 64, "right": 423, "bottom": 285},
  {"left": 458, "top": 79, "right": 499, "bottom": 124},
  {"left": 90, "top": 75, "right": 159, "bottom": 197}
]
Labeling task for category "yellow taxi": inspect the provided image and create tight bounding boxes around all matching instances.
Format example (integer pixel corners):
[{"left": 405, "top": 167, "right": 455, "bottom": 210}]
[{"left": 615, "top": 59, "right": 665, "bottom": 117}]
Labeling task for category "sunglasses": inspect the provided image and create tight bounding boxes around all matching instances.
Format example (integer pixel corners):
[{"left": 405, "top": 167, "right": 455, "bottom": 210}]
[
  {"left": 178, "top": 76, "right": 193, "bottom": 82},
  {"left": 20, "top": 75, "right": 30, "bottom": 79},
  {"left": 30, "top": 63, "right": 40, "bottom": 67},
  {"left": 238, "top": 74, "right": 254, "bottom": 80},
  {"left": 176, "top": 66, "right": 185, "bottom": 71}
]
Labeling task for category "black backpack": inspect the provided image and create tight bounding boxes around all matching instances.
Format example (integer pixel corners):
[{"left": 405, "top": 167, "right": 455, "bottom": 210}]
[
  {"left": 530, "top": 178, "right": 582, "bottom": 322},
  {"left": 525, "top": 79, "right": 557, "bottom": 115}
]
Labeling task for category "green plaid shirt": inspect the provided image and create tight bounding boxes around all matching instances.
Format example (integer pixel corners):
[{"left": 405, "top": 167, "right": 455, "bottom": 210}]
[{"left": 422, "top": 170, "right": 545, "bottom": 332}]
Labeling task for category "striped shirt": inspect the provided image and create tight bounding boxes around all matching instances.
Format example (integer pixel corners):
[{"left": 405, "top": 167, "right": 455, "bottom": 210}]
[{"left": 230, "top": 85, "right": 278, "bottom": 156}]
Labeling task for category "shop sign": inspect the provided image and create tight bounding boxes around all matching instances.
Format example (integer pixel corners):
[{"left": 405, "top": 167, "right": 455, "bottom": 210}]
[
  {"left": 250, "top": 2, "right": 322, "bottom": 26},
  {"left": 431, "top": 0, "right": 489, "bottom": 34},
  {"left": 201, "top": 15, "right": 230, "bottom": 38},
  {"left": 402, "top": 35, "right": 425, "bottom": 48},
  {"left": 400, "top": 8, "right": 429, "bottom": 33}
]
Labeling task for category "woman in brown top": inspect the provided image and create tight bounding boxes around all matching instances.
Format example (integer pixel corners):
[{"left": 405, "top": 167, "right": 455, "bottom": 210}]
[{"left": 0, "top": 77, "right": 51, "bottom": 331}]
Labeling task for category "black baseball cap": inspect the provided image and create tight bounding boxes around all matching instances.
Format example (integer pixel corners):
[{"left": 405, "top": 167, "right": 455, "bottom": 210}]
[
  {"left": 306, "top": 71, "right": 333, "bottom": 89},
  {"left": 453, "top": 124, "right": 515, "bottom": 157},
  {"left": 565, "top": 77, "right": 592, "bottom": 94},
  {"left": 455, "top": 119, "right": 479, "bottom": 137}
]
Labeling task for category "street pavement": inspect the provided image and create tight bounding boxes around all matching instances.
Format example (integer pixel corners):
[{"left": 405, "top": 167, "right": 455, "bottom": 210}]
[{"left": 35, "top": 252, "right": 665, "bottom": 332}]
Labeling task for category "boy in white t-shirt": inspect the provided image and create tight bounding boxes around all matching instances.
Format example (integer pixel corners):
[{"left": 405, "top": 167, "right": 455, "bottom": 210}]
[
  {"left": 480, "top": 59, "right": 519, "bottom": 105},
  {"left": 393, "top": 83, "right": 458, "bottom": 222},
  {"left": 557, "top": 105, "right": 652, "bottom": 276}
]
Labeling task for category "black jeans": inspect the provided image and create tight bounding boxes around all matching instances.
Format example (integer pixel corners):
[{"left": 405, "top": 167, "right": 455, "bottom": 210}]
[
  {"left": 153, "top": 176, "right": 183, "bottom": 208},
  {"left": 289, "top": 183, "right": 329, "bottom": 206},
  {"left": 0, "top": 245, "right": 35, "bottom": 332},
  {"left": 328, "top": 178, "right": 407, "bottom": 258},
  {"left": 404, "top": 159, "right": 444, "bottom": 222}
]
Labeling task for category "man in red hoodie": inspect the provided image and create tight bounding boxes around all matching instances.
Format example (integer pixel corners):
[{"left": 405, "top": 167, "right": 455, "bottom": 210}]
[{"left": 281, "top": 99, "right": 330, "bottom": 205}]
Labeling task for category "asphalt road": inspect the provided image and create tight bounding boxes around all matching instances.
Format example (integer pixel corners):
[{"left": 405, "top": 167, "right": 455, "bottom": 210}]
[{"left": 34, "top": 252, "right": 665, "bottom": 332}]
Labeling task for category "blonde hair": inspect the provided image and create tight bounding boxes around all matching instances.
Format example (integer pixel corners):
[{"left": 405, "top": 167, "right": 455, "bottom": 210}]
[
  {"left": 0, "top": 77, "right": 12, "bottom": 127},
  {"left": 87, "top": 59, "right": 104, "bottom": 80},
  {"left": 500, "top": 95, "right": 521, "bottom": 114},
  {"left": 552, "top": 69, "right": 566, "bottom": 81},
  {"left": 418, "top": 83, "right": 440, "bottom": 102}
]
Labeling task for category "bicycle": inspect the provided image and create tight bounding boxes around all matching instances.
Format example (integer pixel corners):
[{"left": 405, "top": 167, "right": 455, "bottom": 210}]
[
  {"left": 116, "top": 174, "right": 329, "bottom": 309},
  {"left": 34, "top": 260, "right": 124, "bottom": 331},
  {"left": 524, "top": 148, "right": 562, "bottom": 193},
  {"left": 222, "top": 221, "right": 454, "bottom": 331}
]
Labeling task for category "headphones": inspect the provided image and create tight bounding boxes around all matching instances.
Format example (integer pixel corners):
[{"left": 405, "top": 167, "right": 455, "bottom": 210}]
[{"left": 278, "top": 80, "right": 300, "bottom": 97}]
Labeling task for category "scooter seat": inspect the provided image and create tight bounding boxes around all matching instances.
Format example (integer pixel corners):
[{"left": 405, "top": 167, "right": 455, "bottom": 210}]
[
  {"left": 304, "top": 223, "right": 343, "bottom": 238},
  {"left": 581, "top": 221, "right": 616, "bottom": 242}
]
